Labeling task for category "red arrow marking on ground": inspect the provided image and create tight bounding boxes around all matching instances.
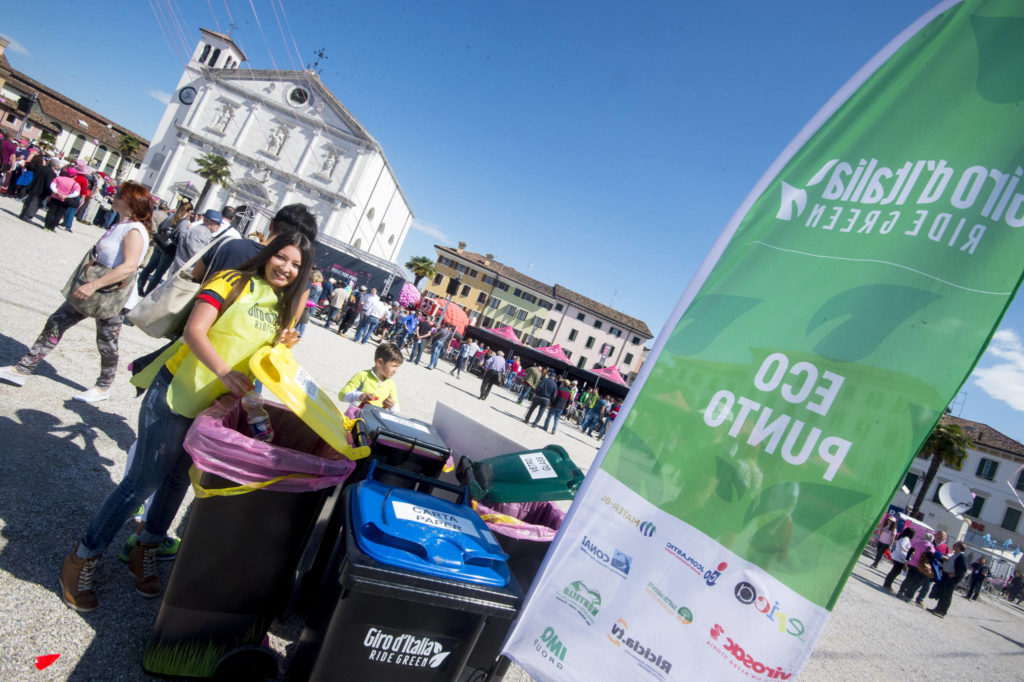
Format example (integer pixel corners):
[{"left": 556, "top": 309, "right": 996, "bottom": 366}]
[{"left": 34, "top": 654, "right": 60, "bottom": 670}]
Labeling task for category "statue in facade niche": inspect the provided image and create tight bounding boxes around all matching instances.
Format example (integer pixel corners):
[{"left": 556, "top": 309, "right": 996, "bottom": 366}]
[
  {"left": 321, "top": 152, "right": 338, "bottom": 177},
  {"left": 213, "top": 103, "right": 234, "bottom": 132},
  {"left": 267, "top": 125, "right": 287, "bottom": 155}
]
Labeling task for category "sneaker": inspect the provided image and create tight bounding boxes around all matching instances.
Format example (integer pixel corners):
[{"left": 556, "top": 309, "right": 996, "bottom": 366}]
[
  {"left": 60, "top": 549, "right": 100, "bottom": 612},
  {"left": 119, "top": 534, "right": 180, "bottom": 562},
  {"left": 74, "top": 387, "right": 110, "bottom": 403},
  {"left": 0, "top": 366, "right": 28, "bottom": 387},
  {"left": 128, "top": 541, "right": 161, "bottom": 597}
]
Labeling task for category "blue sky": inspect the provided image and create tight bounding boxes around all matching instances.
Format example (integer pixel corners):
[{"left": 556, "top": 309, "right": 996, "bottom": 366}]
[{"left": 4, "top": 0, "right": 1023, "bottom": 444}]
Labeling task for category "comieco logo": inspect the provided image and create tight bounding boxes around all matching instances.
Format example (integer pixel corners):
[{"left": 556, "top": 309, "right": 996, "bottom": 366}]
[
  {"left": 532, "top": 626, "right": 567, "bottom": 670},
  {"left": 362, "top": 627, "right": 451, "bottom": 669},
  {"left": 607, "top": 618, "right": 673, "bottom": 679},
  {"left": 708, "top": 623, "right": 791, "bottom": 679},
  {"left": 644, "top": 581, "right": 693, "bottom": 627},
  {"left": 664, "top": 541, "right": 727, "bottom": 586},
  {"left": 733, "top": 581, "right": 806, "bottom": 639},
  {"left": 580, "top": 535, "right": 632, "bottom": 578},
  {"left": 601, "top": 496, "right": 657, "bottom": 538},
  {"left": 556, "top": 580, "right": 601, "bottom": 626}
]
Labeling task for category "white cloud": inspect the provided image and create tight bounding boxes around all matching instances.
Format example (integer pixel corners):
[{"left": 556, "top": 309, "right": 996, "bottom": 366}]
[
  {"left": 410, "top": 219, "right": 453, "bottom": 243},
  {"left": 148, "top": 90, "right": 172, "bottom": 105},
  {"left": 0, "top": 34, "right": 30, "bottom": 57},
  {"left": 971, "top": 329, "right": 1024, "bottom": 412}
]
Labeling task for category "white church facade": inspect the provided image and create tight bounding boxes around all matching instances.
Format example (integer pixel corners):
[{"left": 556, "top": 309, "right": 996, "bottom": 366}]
[{"left": 139, "top": 28, "right": 413, "bottom": 263}]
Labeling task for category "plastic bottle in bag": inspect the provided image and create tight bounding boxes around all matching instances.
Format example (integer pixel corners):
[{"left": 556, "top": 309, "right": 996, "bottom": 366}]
[{"left": 241, "top": 390, "right": 274, "bottom": 442}]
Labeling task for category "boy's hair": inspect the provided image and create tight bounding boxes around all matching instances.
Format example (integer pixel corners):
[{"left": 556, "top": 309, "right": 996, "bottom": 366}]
[{"left": 375, "top": 342, "right": 404, "bottom": 365}]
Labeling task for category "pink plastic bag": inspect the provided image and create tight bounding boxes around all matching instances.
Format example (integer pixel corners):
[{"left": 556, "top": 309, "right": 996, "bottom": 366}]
[
  {"left": 184, "top": 397, "right": 355, "bottom": 493},
  {"left": 474, "top": 500, "right": 566, "bottom": 542}
]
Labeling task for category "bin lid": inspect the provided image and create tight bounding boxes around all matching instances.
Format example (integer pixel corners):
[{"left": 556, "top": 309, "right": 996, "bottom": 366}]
[
  {"left": 458, "top": 446, "right": 584, "bottom": 503},
  {"left": 359, "top": 406, "right": 451, "bottom": 461},
  {"left": 349, "top": 477, "right": 510, "bottom": 586},
  {"left": 249, "top": 345, "right": 371, "bottom": 460}
]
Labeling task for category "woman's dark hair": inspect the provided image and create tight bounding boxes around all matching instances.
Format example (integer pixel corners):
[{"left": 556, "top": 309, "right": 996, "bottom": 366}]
[
  {"left": 233, "top": 231, "right": 315, "bottom": 337},
  {"left": 117, "top": 181, "right": 155, "bottom": 233},
  {"left": 898, "top": 528, "right": 915, "bottom": 540}
]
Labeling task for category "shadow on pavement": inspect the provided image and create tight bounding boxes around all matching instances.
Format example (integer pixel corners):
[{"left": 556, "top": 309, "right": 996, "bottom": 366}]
[{"left": 0, "top": 333, "right": 88, "bottom": 393}]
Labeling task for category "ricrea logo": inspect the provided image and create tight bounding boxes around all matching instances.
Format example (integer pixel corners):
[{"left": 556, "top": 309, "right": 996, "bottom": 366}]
[
  {"left": 362, "top": 626, "right": 452, "bottom": 669},
  {"left": 580, "top": 535, "right": 632, "bottom": 578},
  {"left": 664, "top": 541, "right": 727, "bottom": 586},
  {"left": 733, "top": 581, "right": 806, "bottom": 639},
  {"left": 557, "top": 580, "right": 601, "bottom": 625},
  {"left": 707, "top": 623, "right": 791, "bottom": 679},
  {"left": 601, "top": 495, "right": 657, "bottom": 538},
  {"left": 607, "top": 618, "right": 673, "bottom": 679},
  {"left": 532, "top": 626, "right": 567, "bottom": 670}
]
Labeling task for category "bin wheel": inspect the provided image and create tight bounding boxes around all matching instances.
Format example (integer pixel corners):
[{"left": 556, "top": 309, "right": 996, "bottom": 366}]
[{"left": 214, "top": 645, "right": 278, "bottom": 681}]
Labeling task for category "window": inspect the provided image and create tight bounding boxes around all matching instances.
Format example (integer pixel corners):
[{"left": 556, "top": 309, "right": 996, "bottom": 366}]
[
  {"left": 495, "top": 281, "right": 509, "bottom": 291},
  {"left": 533, "top": 316, "right": 544, "bottom": 328},
  {"left": 603, "top": 344, "right": 616, "bottom": 357},
  {"left": 489, "top": 298, "right": 499, "bottom": 309},
  {"left": 433, "top": 273, "right": 444, "bottom": 286},
  {"left": 577, "top": 356, "right": 588, "bottom": 369},
  {"left": 439, "top": 256, "right": 452, "bottom": 267},
  {"left": 610, "top": 327, "right": 622, "bottom": 338},
  {"left": 903, "top": 472, "right": 920, "bottom": 495},
  {"left": 555, "top": 303, "right": 563, "bottom": 312},
  {"left": 4, "top": 113, "right": 15, "bottom": 123},
  {"left": 966, "top": 495, "right": 986, "bottom": 519},
  {"left": 625, "top": 353, "right": 634, "bottom": 365},
  {"left": 576, "top": 312, "right": 586, "bottom": 321},
  {"left": 516, "top": 309, "right": 528, "bottom": 321},
  {"left": 585, "top": 336, "right": 595, "bottom": 349},
  {"left": 632, "top": 336, "right": 641, "bottom": 345},
  {"left": 931, "top": 483, "right": 945, "bottom": 504},
  {"left": 210, "top": 48, "right": 221, "bottom": 67},
  {"left": 506, "top": 304, "right": 517, "bottom": 316},
  {"left": 568, "top": 329, "right": 578, "bottom": 342},
  {"left": 289, "top": 87, "right": 310, "bottom": 105},
  {"left": 483, "top": 275, "right": 495, "bottom": 285},
  {"left": 469, "top": 269, "right": 478, "bottom": 278},
  {"left": 199, "top": 44, "right": 211, "bottom": 63},
  {"left": 594, "top": 320, "right": 603, "bottom": 330},
  {"left": 460, "top": 285, "right": 471, "bottom": 297},
  {"left": 513, "top": 288, "right": 523, "bottom": 297},
  {"left": 547, "top": 319, "right": 556, "bottom": 331},
  {"left": 539, "top": 300, "right": 553, "bottom": 310},
  {"left": 477, "top": 292, "right": 488, "bottom": 304},
  {"left": 1001, "top": 508, "right": 1022, "bottom": 532},
  {"left": 1016, "top": 471, "right": 1024, "bottom": 492},
  {"left": 69, "top": 134, "right": 85, "bottom": 158},
  {"left": 456, "top": 264, "right": 468, "bottom": 274},
  {"left": 367, "top": 208, "right": 375, "bottom": 221},
  {"left": 976, "top": 458, "right": 998, "bottom": 481},
  {"left": 564, "top": 349, "right": 572, "bottom": 359},
  {"left": 482, "top": 316, "right": 493, "bottom": 328}
]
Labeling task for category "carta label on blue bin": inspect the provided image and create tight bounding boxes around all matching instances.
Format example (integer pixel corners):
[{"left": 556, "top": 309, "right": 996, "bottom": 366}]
[{"left": 392, "top": 501, "right": 480, "bottom": 537}]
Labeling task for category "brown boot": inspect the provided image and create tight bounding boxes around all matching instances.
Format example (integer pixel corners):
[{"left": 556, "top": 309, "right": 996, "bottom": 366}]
[
  {"left": 128, "top": 541, "right": 161, "bottom": 597},
  {"left": 60, "top": 548, "right": 100, "bottom": 612}
]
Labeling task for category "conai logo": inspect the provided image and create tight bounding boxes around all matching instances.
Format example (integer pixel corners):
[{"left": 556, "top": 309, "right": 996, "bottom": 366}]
[
  {"left": 532, "top": 626, "right": 567, "bottom": 670},
  {"left": 556, "top": 580, "right": 601, "bottom": 625},
  {"left": 580, "top": 535, "right": 631, "bottom": 578},
  {"left": 733, "top": 581, "right": 806, "bottom": 639},
  {"left": 607, "top": 617, "right": 673, "bottom": 678},
  {"left": 601, "top": 496, "right": 657, "bottom": 537},
  {"left": 664, "top": 541, "right": 726, "bottom": 586},
  {"left": 362, "top": 626, "right": 451, "bottom": 669},
  {"left": 708, "top": 623, "right": 791, "bottom": 679}
]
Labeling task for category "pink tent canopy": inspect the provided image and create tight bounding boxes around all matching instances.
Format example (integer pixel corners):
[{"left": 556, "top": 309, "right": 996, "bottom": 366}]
[
  {"left": 592, "top": 365, "right": 629, "bottom": 386},
  {"left": 485, "top": 325, "right": 522, "bottom": 344},
  {"left": 534, "top": 344, "right": 572, "bottom": 364}
]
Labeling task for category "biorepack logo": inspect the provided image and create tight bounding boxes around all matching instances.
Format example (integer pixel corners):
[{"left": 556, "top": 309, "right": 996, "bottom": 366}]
[
  {"left": 362, "top": 626, "right": 452, "bottom": 669},
  {"left": 733, "top": 581, "right": 806, "bottom": 640},
  {"left": 532, "top": 626, "right": 567, "bottom": 671},
  {"left": 580, "top": 535, "right": 632, "bottom": 578},
  {"left": 601, "top": 495, "right": 657, "bottom": 537},
  {"left": 664, "top": 541, "right": 726, "bottom": 586},
  {"left": 556, "top": 580, "right": 601, "bottom": 626},
  {"left": 606, "top": 617, "right": 673, "bottom": 680},
  {"left": 707, "top": 623, "right": 792, "bottom": 680},
  {"left": 644, "top": 581, "right": 693, "bottom": 626},
  {"left": 776, "top": 158, "right": 1024, "bottom": 256}
]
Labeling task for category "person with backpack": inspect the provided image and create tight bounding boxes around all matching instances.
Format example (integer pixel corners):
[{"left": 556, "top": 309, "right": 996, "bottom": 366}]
[{"left": 137, "top": 201, "right": 192, "bottom": 295}]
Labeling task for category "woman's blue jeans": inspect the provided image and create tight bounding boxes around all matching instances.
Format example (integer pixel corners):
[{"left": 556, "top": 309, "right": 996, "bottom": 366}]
[{"left": 81, "top": 369, "right": 194, "bottom": 556}]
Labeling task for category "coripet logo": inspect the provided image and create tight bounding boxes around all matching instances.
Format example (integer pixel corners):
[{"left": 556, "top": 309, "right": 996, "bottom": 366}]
[
  {"left": 707, "top": 623, "right": 792, "bottom": 680},
  {"left": 644, "top": 581, "right": 693, "bottom": 627},
  {"left": 362, "top": 627, "right": 452, "bottom": 669},
  {"left": 555, "top": 580, "right": 601, "bottom": 625},
  {"left": 607, "top": 617, "right": 673, "bottom": 680},
  {"left": 775, "top": 157, "right": 1024, "bottom": 256},
  {"left": 580, "top": 535, "right": 632, "bottom": 578},
  {"left": 601, "top": 496, "right": 657, "bottom": 537},
  {"left": 532, "top": 626, "right": 567, "bottom": 670},
  {"left": 733, "top": 581, "right": 806, "bottom": 640},
  {"left": 664, "top": 541, "right": 727, "bottom": 586}
]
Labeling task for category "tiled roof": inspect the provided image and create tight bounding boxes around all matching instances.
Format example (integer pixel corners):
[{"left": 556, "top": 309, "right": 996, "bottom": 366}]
[
  {"left": 436, "top": 245, "right": 653, "bottom": 338},
  {"left": 941, "top": 414, "right": 1024, "bottom": 457}
]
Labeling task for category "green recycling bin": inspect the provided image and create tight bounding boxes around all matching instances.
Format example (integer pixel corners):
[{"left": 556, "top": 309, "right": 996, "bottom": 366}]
[{"left": 456, "top": 446, "right": 583, "bottom": 503}]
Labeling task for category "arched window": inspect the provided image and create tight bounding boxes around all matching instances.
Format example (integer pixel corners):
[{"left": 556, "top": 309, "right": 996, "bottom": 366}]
[
  {"left": 353, "top": 238, "right": 362, "bottom": 249},
  {"left": 377, "top": 222, "right": 386, "bottom": 234},
  {"left": 209, "top": 48, "right": 221, "bottom": 68},
  {"left": 199, "top": 44, "right": 211, "bottom": 63},
  {"left": 366, "top": 207, "right": 375, "bottom": 221}
]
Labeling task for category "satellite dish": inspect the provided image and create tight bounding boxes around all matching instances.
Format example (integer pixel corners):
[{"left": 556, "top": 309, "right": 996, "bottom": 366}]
[{"left": 937, "top": 482, "right": 974, "bottom": 517}]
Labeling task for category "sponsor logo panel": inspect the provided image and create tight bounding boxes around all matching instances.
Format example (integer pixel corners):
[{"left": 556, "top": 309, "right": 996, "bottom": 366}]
[
  {"left": 531, "top": 625, "right": 567, "bottom": 671},
  {"left": 707, "top": 623, "right": 792, "bottom": 680},
  {"left": 580, "top": 535, "right": 632, "bottom": 579},
  {"left": 644, "top": 581, "right": 693, "bottom": 627},
  {"left": 555, "top": 580, "right": 602, "bottom": 626},
  {"left": 361, "top": 626, "right": 454, "bottom": 669},
  {"left": 733, "top": 581, "right": 807, "bottom": 640},
  {"left": 606, "top": 617, "right": 673, "bottom": 681},
  {"left": 664, "top": 540, "right": 727, "bottom": 586},
  {"left": 601, "top": 495, "right": 657, "bottom": 537}
]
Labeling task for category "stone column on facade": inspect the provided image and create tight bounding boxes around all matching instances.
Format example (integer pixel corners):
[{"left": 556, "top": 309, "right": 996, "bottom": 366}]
[
  {"left": 232, "top": 102, "right": 262, "bottom": 149},
  {"left": 154, "top": 139, "right": 191, "bottom": 202}
]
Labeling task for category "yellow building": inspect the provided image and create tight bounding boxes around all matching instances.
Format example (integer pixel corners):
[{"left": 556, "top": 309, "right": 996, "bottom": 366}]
[{"left": 423, "top": 242, "right": 500, "bottom": 322}]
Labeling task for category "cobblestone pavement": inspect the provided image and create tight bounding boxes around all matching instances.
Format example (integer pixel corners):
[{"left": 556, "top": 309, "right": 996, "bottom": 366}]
[{"left": 0, "top": 198, "right": 1021, "bottom": 680}]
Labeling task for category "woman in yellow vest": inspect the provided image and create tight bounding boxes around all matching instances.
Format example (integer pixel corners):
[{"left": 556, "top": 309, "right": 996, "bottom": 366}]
[{"left": 60, "top": 231, "right": 314, "bottom": 612}]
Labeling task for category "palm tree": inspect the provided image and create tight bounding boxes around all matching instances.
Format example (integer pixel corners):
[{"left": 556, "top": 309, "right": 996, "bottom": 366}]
[
  {"left": 909, "top": 419, "right": 973, "bottom": 516},
  {"left": 117, "top": 134, "right": 141, "bottom": 179},
  {"left": 193, "top": 153, "right": 232, "bottom": 211},
  {"left": 405, "top": 256, "right": 436, "bottom": 287}
]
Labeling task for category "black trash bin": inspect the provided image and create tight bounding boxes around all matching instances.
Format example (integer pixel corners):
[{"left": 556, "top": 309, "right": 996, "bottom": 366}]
[
  {"left": 287, "top": 464, "right": 524, "bottom": 682},
  {"left": 142, "top": 401, "right": 358, "bottom": 680}
]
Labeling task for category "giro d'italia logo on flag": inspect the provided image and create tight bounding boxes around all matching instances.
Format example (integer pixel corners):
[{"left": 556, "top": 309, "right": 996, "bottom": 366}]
[{"left": 503, "top": 2, "right": 1024, "bottom": 680}]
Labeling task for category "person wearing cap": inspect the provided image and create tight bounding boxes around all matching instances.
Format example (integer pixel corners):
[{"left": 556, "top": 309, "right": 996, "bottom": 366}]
[
  {"left": 479, "top": 350, "right": 506, "bottom": 400},
  {"left": 169, "top": 208, "right": 240, "bottom": 275}
]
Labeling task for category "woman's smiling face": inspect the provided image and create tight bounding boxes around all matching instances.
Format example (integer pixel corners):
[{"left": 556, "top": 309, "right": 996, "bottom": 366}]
[{"left": 264, "top": 245, "right": 302, "bottom": 290}]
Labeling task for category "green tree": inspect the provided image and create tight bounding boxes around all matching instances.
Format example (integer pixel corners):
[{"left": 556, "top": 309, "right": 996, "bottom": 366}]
[
  {"left": 404, "top": 256, "right": 437, "bottom": 287},
  {"left": 117, "top": 134, "right": 141, "bottom": 179},
  {"left": 909, "top": 419, "right": 973, "bottom": 516},
  {"left": 193, "top": 153, "right": 232, "bottom": 211}
]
